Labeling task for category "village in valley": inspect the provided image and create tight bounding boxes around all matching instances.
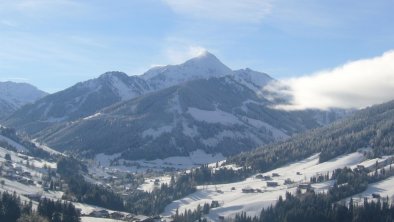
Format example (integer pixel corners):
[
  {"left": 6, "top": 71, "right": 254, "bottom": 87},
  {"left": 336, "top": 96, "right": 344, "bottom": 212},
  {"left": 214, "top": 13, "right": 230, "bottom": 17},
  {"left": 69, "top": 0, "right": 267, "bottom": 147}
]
[{"left": 3, "top": 127, "right": 394, "bottom": 222}]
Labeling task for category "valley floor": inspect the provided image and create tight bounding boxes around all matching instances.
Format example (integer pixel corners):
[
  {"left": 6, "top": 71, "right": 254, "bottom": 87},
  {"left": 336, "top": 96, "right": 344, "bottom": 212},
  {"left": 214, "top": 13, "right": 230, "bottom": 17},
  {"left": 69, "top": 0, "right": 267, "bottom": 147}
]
[{"left": 94, "top": 149, "right": 225, "bottom": 173}]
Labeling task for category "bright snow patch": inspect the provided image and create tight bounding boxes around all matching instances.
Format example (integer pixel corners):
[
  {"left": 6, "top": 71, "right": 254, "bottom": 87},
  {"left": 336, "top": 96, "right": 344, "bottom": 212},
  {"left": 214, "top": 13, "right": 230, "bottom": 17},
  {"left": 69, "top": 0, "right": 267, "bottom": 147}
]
[
  {"left": 138, "top": 175, "right": 172, "bottom": 192},
  {"left": 32, "top": 139, "right": 64, "bottom": 156},
  {"left": 83, "top": 112, "right": 102, "bottom": 120},
  {"left": 187, "top": 108, "right": 242, "bottom": 125},
  {"left": 107, "top": 74, "right": 139, "bottom": 101}
]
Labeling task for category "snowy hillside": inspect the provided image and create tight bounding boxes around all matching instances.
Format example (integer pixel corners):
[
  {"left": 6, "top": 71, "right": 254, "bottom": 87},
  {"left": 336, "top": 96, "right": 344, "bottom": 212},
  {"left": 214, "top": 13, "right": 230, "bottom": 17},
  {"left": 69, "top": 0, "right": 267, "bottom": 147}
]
[
  {"left": 0, "top": 81, "right": 47, "bottom": 119},
  {"left": 0, "top": 128, "right": 144, "bottom": 221},
  {"left": 5, "top": 72, "right": 151, "bottom": 134},
  {"left": 33, "top": 76, "right": 326, "bottom": 160},
  {"left": 163, "top": 150, "right": 387, "bottom": 220},
  {"left": 233, "top": 68, "right": 273, "bottom": 92},
  {"left": 0, "top": 131, "right": 59, "bottom": 202}
]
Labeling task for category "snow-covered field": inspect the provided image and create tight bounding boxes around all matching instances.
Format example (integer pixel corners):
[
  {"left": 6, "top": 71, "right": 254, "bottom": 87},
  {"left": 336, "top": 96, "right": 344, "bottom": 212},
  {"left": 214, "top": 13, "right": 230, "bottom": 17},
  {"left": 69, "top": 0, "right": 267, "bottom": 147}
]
[
  {"left": 138, "top": 175, "right": 172, "bottom": 192},
  {"left": 187, "top": 107, "right": 242, "bottom": 125},
  {"left": 32, "top": 139, "right": 65, "bottom": 156},
  {"left": 344, "top": 176, "right": 394, "bottom": 205},
  {"left": 72, "top": 202, "right": 128, "bottom": 216},
  {"left": 163, "top": 151, "right": 368, "bottom": 220},
  {"left": 351, "top": 155, "right": 392, "bottom": 170},
  {"left": 0, "top": 147, "right": 56, "bottom": 170},
  {"left": 94, "top": 149, "right": 225, "bottom": 173},
  {"left": 81, "top": 217, "right": 124, "bottom": 222}
]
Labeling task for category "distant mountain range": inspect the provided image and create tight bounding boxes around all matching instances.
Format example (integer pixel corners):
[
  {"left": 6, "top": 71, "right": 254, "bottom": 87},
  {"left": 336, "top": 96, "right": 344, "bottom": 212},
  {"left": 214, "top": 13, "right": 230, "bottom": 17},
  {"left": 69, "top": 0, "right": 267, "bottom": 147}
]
[
  {"left": 4, "top": 52, "right": 346, "bottom": 159},
  {"left": 0, "top": 81, "right": 47, "bottom": 120},
  {"left": 6, "top": 53, "right": 274, "bottom": 133}
]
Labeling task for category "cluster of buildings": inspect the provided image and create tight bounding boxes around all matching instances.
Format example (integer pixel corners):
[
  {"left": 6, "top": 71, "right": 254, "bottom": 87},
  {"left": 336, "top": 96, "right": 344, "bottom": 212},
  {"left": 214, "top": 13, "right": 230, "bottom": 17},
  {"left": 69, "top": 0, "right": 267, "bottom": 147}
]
[
  {"left": 1, "top": 156, "right": 35, "bottom": 185},
  {"left": 88, "top": 209, "right": 158, "bottom": 222}
]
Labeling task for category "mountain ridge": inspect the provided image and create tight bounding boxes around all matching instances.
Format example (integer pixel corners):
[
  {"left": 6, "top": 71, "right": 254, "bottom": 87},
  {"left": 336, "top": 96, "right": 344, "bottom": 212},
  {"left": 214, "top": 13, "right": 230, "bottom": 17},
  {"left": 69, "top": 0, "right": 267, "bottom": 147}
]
[
  {"left": 33, "top": 76, "right": 339, "bottom": 160},
  {"left": 0, "top": 81, "right": 48, "bottom": 120},
  {"left": 4, "top": 52, "right": 345, "bottom": 160},
  {"left": 4, "top": 52, "right": 273, "bottom": 134}
]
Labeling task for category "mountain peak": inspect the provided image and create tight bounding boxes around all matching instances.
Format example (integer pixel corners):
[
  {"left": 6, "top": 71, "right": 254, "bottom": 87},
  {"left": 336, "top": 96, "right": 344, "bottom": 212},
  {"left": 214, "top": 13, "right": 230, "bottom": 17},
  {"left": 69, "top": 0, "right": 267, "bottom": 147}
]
[
  {"left": 0, "top": 81, "right": 48, "bottom": 99},
  {"left": 98, "top": 71, "right": 129, "bottom": 80},
  {"left": 183, "top": 51, "right": 223, "bottom": 66},
  {"left": 141, "top": 52, "right": 232, "bottom": 89},
  {"left": 192, "top": 50, "right": 215, "bottom": 59}
]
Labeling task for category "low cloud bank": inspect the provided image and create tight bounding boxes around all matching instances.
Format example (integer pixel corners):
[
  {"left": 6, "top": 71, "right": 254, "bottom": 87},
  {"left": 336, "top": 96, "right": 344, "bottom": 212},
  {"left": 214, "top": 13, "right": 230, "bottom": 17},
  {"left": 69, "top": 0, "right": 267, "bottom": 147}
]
[{"left": 265, "top": 50, "right": 394, "bottom": 110}]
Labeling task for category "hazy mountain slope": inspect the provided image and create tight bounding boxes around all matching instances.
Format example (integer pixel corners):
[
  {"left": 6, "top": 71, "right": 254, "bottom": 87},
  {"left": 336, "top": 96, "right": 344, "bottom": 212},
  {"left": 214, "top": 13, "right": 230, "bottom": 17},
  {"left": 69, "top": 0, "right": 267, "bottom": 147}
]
[
  {"left": 230, "top": 100, "right": 394, "bottom": 171},
  {"left": 5, "top": 72, "right": 151, "bottom": 133},
  {"left": 0, "top": 99, "right": 15, "bottom": 120},
  {"left": 34, "top": 76, "right": 324, "bottom": 160},
  {"left": 0, "top": 126, "right": 55, "bottom": 160},
  {"left": 0, "top": 81, "right": 47, "bottom": 119},
  {"left": 5, "top": 52, "right": 259, "bottom": 134}
]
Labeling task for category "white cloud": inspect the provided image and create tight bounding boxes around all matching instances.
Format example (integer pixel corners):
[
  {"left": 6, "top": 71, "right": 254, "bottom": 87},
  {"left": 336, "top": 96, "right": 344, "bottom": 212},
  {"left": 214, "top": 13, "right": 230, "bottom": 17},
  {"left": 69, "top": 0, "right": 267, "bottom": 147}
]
[
  {"left": 266, "top": 50, "right": 394, "bottom": 110},
  {"left": 165, "top": 45, "right": 208, "bottom": 64},
  {"left": 162, "top": 0, "right": 272, "bottom": 23}
]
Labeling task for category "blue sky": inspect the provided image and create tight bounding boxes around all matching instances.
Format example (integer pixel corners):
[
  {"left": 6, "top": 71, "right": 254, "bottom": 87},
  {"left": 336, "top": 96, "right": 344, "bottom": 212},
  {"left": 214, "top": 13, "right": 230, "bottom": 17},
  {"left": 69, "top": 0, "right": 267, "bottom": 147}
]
[{"left": 0, "top": 0, "right": 393, "bottom": 93}]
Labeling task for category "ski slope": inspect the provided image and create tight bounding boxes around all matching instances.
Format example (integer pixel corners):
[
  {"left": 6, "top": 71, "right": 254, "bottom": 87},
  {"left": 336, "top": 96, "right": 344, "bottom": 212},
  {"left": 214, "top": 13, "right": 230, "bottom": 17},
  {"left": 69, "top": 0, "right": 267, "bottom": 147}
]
[{"left": 163, "top": 151, "right": 367, "bottom": 220}]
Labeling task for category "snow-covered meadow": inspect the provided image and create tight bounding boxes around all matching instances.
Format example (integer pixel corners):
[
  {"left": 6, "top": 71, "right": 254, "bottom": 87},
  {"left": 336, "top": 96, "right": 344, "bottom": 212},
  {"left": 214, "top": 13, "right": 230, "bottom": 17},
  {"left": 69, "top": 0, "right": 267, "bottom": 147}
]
[{"left": 163, "top": 151, "right": 373, "bottom": 220}]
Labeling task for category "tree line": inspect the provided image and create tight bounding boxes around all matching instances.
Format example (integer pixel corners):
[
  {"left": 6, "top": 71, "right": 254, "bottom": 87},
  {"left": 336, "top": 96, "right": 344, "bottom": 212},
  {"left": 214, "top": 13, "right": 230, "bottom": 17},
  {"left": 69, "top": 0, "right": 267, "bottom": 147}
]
[
  {"left": 0, "top": 191, "right": 80, "bottom": 222},
  {"left": 233, "top": 191, "right": 394, "bottom": 222}
]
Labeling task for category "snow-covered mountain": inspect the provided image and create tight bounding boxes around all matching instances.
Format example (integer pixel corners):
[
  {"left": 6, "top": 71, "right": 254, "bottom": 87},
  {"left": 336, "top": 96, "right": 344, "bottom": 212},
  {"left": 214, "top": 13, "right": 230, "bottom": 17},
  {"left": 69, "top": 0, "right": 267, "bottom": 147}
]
[
  {"left": 5, "top": 52, "right": 345, "bottom": 160},
  {"left": 0, "top": 81, "right": 47, "bottom": 120},
  {"left": 33, "top": 76, "right": 335, "bottom": 160},
  {"left": 233, "top": 68, "right": 273, "bottom": 92},
  {"left": 141, "top": 51, "right": 233, "bottom": 90},
  {"left": 5, "top": 71, "right": 151, "bottom": 133},
  {"left": 5, "top": 52, "right": 272, "bottom": 134}
]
